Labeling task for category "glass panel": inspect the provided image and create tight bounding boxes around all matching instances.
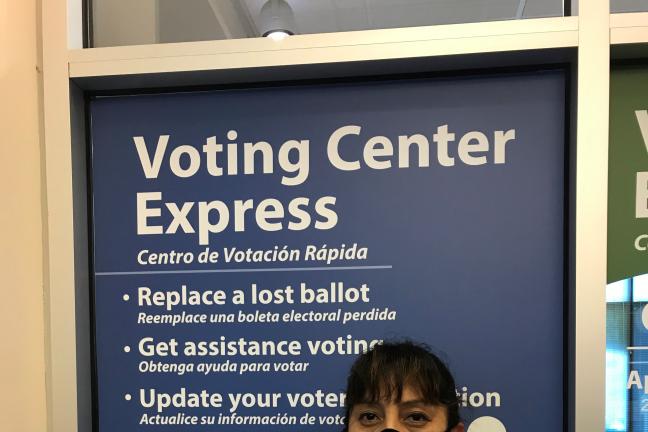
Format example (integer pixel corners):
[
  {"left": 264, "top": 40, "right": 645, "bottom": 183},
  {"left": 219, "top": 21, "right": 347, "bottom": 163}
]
[
  {"left": 606, "top": 279, "right": 631, "bottom": 432},
  {"left": 605, "top": 276, "right": 648, "bottom": 432},
  {"left": 612, "top": 0, "right": 648, "bottom": 13},
  {"left": 90, "top": 0, "right": 567, "bottom": 48}
]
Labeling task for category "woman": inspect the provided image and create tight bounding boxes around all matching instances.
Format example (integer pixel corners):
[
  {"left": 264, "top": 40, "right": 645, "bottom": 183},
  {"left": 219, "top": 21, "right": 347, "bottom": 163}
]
[{"left": 344, "top": 341, "right": 464, "bottom": 432}]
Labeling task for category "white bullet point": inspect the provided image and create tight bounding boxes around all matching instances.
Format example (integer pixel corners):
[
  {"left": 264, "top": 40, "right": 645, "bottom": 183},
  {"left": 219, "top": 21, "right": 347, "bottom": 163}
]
[
  {"left": 124, "top": 394, "right": 131, "bottom": 401},
  {"left": 123, "top": 346, "right": 130, "bottom": 353},
  {"left": 123, "top": 294, "right": 129, "bottom": 301}
]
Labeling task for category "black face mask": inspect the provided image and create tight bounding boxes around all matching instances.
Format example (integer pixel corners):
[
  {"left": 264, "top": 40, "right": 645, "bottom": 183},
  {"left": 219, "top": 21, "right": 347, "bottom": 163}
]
[
  {"left": 380, "top": 429, "right": 454, "bottom": 432},
  {"left": 377, "top": 427, "right": 454, "bottom": 432}
]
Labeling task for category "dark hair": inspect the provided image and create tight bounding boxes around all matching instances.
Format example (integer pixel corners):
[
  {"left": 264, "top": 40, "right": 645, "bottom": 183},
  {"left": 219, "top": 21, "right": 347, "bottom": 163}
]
[{"left": 343, "top": 340, "right": 460, "bottom": 430}]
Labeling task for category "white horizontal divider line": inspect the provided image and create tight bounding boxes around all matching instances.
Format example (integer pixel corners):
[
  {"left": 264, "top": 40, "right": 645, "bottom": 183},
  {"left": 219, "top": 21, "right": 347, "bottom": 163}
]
[{"left": 95, "top": 265, "right": 393, "bottom": 276}]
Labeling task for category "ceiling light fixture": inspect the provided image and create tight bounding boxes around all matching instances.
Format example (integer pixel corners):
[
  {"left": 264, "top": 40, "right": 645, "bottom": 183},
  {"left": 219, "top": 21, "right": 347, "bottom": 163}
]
[{"left": 260, "top": 0, "right": 296, "bottom": 40}]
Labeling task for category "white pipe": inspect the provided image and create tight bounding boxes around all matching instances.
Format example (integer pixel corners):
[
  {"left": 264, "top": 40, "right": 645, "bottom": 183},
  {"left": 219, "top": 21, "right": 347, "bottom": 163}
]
[{"left": 516, "top": 0, "right": 527, "bottom": 19}]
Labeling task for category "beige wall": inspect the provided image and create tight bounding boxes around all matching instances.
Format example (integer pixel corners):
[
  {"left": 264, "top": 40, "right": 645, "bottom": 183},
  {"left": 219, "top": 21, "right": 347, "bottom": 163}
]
[{"left": 0, "top": 0, "right": 48, "bottom": 431}]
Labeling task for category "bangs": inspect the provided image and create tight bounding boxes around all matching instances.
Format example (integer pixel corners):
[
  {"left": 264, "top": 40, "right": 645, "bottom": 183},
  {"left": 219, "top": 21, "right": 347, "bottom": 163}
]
[
  {"left": 343, "top": 341, "right": 461, "bottom": 431},
  {"left": 346, "top": 343, "right": 447, "bottom": 406}
]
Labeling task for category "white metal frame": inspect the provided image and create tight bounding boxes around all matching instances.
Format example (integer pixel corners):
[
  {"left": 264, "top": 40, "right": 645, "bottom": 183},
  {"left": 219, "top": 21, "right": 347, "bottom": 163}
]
[
  {"left": 41, "top": 1, "right": 644, "bottom": 431},
  {"left": 67, "top": 17, "right": 578, "bottom": 77}
]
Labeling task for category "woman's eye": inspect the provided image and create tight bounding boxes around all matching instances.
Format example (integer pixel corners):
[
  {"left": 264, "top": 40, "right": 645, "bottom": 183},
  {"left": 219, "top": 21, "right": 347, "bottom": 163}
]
[
  {"left": 404, "top": 412, "right": 430, "bottom": 425},
  {"left": 358, "top": 412, "right": 380, "bottom": 425}
]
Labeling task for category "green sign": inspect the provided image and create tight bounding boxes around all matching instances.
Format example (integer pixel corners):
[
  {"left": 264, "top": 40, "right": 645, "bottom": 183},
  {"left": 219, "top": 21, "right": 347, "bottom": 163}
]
[{"left": 609, "top": 67, "right": 648, "bottom": 283}]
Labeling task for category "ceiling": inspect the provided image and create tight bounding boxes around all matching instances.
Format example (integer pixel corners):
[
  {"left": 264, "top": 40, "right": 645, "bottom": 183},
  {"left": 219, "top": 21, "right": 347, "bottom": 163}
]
[
  {"left": 156, "top": 0, "right": 565, "bottom": 44},
  {"left": 243, "top": 0, "right": 563, "bottom": 34},
  {"left": 94, "top": 0, "right": 576, "bottom": 47}
]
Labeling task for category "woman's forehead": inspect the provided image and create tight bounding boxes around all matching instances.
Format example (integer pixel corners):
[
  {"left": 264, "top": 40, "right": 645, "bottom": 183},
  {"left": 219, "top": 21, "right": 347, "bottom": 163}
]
[
  {"left": 362, "top": 383, "right": 426, "bottom": 403},
  {"left": 400, "top": 386, "right": 425, "bottom": 401}
]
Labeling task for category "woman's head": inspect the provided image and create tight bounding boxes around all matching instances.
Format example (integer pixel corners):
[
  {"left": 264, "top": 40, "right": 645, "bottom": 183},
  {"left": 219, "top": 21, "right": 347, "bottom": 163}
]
[{"left": 344, "top": 341, "right": 463, "bottom": 432}]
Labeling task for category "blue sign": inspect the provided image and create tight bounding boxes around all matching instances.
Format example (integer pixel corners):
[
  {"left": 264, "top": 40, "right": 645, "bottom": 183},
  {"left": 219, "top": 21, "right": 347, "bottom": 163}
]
[{"left": 90, "top": 71, "right": 566, "bottom": 431}]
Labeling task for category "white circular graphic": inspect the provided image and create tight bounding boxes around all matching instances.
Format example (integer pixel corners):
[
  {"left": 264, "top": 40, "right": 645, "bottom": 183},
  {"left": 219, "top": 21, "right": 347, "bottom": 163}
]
[
  {"left": 467, "top": 416, "right": 506, "bottom": 432},
  {"left": 642, "top": 304, "right": 648, "bottom": 330}
]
